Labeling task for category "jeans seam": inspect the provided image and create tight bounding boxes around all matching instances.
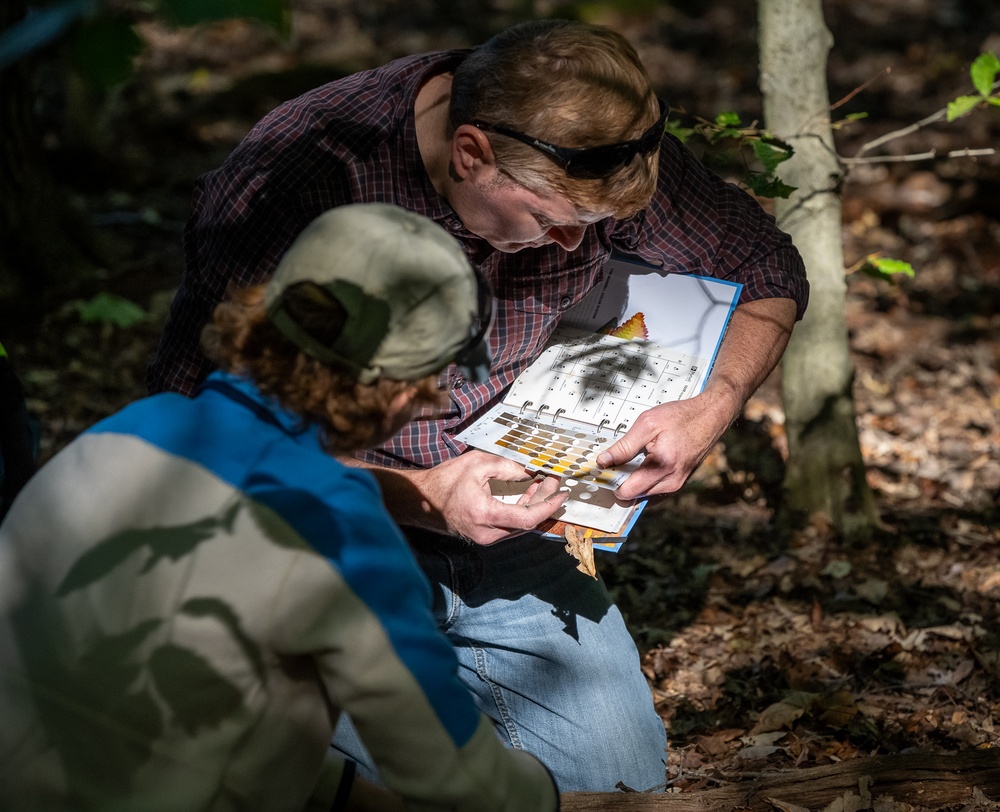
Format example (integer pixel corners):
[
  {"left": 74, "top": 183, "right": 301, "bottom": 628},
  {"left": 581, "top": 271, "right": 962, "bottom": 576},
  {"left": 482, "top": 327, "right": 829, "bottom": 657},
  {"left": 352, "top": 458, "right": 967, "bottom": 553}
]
[
  {"left": 440, "top": 551, "right": 461, "bottom": 627},
  {"left": 472, "top": 644, "right": 522, "bottom": 749}
]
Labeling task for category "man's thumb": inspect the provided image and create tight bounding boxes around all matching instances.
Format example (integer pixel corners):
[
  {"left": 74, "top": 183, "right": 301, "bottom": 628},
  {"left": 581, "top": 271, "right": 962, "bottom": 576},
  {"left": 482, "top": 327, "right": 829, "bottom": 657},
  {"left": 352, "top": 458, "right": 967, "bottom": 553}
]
[{"left": 596, "top": 432, "right": 641, "bottom": 469}]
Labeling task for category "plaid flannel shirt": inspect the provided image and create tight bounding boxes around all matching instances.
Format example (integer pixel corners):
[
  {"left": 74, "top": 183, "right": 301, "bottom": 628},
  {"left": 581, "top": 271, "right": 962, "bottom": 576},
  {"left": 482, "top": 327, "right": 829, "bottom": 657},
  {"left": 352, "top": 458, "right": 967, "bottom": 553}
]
[{"left": 148, "top": 49, "right": 808, "bottom": 470}]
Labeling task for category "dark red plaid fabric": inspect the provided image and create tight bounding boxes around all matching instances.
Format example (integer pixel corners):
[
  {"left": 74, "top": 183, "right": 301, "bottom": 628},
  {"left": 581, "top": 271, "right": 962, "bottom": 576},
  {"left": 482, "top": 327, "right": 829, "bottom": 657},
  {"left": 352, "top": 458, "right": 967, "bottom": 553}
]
[{"left": 147, "top": 49, "right": 808, "bottom": 469}]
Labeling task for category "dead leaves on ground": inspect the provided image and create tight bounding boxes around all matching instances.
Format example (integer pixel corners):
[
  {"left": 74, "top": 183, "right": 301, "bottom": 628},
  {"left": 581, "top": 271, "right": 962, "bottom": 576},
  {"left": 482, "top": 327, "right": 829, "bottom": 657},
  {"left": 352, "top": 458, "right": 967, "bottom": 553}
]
[{"left": 604, "top": 505, "right": 1000, "bottom": 784}]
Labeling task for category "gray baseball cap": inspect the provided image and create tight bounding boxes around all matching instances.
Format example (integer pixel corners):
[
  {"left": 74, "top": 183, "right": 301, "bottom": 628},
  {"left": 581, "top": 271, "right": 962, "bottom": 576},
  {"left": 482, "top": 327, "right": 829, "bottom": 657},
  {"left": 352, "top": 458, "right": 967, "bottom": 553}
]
[{"left": 264, "top": 204, "right": 493, "bottom": 384}]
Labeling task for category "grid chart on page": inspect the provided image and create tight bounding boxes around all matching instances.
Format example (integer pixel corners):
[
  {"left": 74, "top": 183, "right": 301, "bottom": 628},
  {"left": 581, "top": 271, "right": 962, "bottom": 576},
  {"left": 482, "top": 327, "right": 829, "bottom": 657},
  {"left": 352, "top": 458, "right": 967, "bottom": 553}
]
[{"left": 505, "top": 330, "right": 706, "bottom": 436}]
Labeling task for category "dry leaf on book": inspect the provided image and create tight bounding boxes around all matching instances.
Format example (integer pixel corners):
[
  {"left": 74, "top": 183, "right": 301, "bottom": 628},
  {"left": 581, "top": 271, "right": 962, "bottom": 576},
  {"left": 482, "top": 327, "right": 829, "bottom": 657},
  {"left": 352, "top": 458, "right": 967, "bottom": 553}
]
[{"left": 564, "top": 525, "right": 597, "bottom": 579}]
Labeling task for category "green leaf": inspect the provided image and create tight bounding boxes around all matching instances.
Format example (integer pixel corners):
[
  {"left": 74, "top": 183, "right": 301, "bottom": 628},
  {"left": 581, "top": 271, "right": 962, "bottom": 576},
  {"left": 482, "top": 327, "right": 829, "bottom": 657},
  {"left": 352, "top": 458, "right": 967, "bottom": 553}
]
[
  {"left": 871, "top": 257, "right": 915, "bottom": 276},
  {"left": 74, "top": 292, "right": 148, "bottom": 328},
  {"left": 859, "top": 256, "right": 915, "bottom": 281},
  {"left": 69, "top": 17, "right": 143, "bottom": 89},
  {"left": 814, "top": 690, "right": 859, "bottom": 727},
  {"left": 664, "top": 121, "right": 695, "bottom": 143},
  {"left": 714, "top": 111, "right": 741, "bottom": 127},
  {"left": 844, "top": 112, "right": 869, "bottom": 122},
  {"left": 743, "top": 172, "right": 797, "bottom": 199},
  {"left": 970, "top": 52, "right": 1000, "bottom": 98},
  {"left": 149, "top": 643, "right": 245, "bottom": 734},
  {"left": 947, "top": 95, "right": 981, "bottom": 122},
  {"left": 751, "top": 139, "right": 793, "bottom": 173},
  {"left": 988, "top": 97, "right": 1000, "bottom": 108},
  {"left": 159, "top": 0, "right": 290, "bottom": 35}
]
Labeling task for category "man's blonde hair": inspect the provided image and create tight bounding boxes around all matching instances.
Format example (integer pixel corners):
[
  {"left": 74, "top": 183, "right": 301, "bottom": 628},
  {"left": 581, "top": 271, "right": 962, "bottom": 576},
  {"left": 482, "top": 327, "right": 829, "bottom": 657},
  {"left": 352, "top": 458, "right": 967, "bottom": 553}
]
[{"left": 450, "top": 20, "right": 661, "bottom": 218}]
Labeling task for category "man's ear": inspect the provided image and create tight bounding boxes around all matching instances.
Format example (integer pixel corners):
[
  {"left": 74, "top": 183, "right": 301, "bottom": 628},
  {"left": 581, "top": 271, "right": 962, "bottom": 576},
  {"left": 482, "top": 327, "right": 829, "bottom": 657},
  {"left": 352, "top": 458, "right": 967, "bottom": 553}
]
[
  {"left": 389, "top": 385, "right": 415, "bottom": 410},
  {"left": 451, "top": 124, "right": 495, "bottom": 181}
]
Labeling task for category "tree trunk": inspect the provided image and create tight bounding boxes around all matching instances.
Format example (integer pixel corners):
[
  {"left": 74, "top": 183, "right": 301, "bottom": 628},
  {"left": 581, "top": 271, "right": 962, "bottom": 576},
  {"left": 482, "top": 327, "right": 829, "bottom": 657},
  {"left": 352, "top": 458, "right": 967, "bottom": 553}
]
[
  {"left": 561, "top": 750, "right": 1000, "bottom": 811},
  {"left": 757, "top": 0, "right": 880, "bottom": 539},
  {"left": 0, "top": 0, "right": 98, "bottom": 305}
]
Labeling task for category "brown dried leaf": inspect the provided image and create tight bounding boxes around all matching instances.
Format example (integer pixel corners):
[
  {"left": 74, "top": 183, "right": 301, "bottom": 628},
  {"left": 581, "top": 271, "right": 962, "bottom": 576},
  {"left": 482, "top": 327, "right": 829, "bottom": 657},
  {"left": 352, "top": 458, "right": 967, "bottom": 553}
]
[
  {"left": 750, "top": 691, "right": 818, "bottom": 734},
  {"left": 564, "top": 526, "right": 597, "bottom": 579},
  {"left": 816, "top": 690, "right": 860, "bottom": 728}
]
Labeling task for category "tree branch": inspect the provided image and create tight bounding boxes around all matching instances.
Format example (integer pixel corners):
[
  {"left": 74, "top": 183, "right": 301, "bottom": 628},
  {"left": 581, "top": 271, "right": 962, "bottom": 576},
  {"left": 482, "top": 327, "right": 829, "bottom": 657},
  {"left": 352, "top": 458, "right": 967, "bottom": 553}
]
[
  {"left": 560, "top": 750, "right": 1000, "bottom": 811},
  {"left": 852, "top": 78, "right": 1000, "bottom": 159},
  {"left": 844, "top": 146, "right": 997, "bottom": 165}
]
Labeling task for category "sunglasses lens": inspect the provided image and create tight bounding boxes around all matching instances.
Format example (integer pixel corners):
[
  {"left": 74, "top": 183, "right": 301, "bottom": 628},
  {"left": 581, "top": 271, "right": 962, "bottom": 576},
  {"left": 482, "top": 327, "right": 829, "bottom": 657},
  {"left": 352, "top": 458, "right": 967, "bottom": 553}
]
[
  {"left": 475, "top": 99, "right": 668, "bottom": 180},
  {"left": 565, "top": 144, "right": 634, "bottom": 179},
  {"left": 564, "top": 107, "right": 668, "bottom": 178}
]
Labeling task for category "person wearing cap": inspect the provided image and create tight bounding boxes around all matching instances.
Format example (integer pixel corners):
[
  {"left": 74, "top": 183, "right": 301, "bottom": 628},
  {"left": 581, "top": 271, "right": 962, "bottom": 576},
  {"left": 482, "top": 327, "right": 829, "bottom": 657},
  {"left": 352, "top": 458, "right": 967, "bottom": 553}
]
[
  {"left": 0, "top": 204, "right": 562, "bottom": 812},
  {"left": 147, "top": 19, "right": 809, "bottom": 792}
]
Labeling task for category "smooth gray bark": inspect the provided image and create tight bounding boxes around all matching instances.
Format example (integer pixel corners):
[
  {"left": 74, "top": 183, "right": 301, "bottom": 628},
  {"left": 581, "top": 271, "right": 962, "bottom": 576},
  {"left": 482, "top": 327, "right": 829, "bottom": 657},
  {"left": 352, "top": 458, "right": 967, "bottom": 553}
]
[{"left": 757, "top": 0, "right": 879, "bottom": 538}]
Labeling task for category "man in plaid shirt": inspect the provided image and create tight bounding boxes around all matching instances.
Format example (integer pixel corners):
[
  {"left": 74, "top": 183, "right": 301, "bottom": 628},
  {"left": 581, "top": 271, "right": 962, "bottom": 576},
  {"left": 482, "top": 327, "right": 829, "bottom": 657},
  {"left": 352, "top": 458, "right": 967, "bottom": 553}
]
[{"left": 149, "top": 19, "right": 808, "bottom": 792}]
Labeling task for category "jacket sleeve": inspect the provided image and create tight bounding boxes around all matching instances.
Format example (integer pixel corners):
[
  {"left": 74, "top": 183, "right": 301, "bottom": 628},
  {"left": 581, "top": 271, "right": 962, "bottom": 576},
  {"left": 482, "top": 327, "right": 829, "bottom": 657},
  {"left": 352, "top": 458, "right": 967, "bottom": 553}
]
[{"left": 267, "top": 472, "right": 559, "bottom": 812}]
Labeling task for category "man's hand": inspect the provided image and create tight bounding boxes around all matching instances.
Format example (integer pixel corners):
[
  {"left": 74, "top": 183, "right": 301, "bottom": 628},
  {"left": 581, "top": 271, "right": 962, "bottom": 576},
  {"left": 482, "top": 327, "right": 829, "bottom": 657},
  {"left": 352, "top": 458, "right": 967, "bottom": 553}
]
[
  {"left": 597, "top": 297, "right": 798, "bottom": 500},
  {"left": 596, "top": 390, "right": 732, "bottom": 500},
  {"left": 364, "top": 450, "right": 567, "bottom": 546}
]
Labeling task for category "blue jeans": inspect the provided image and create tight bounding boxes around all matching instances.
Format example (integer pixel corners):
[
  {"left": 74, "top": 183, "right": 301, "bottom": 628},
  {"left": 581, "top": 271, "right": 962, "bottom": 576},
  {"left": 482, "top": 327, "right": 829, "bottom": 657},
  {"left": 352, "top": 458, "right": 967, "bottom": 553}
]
[{"left": 332, "top": 531, "right": 667, "bottom": 792}]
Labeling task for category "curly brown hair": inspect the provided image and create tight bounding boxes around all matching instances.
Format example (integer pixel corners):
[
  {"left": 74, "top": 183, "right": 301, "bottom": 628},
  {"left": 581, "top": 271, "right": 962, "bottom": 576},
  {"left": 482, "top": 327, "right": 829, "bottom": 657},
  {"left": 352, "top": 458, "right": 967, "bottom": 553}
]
[{"left": 200, "top": 285, "right": 445, "bottom": 454}]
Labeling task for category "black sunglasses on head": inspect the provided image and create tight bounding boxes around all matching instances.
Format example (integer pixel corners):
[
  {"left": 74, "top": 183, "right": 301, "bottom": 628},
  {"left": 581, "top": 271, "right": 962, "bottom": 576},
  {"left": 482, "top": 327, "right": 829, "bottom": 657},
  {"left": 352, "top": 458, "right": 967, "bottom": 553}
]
[{"left": 472, "top": 99, "right": 668, "bottom": 180}]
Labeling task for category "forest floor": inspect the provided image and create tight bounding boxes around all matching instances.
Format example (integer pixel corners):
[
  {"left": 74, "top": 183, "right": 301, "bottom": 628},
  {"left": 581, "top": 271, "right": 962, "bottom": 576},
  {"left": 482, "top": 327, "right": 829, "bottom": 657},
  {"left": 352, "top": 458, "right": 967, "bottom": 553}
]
[{"left": 4, "top": 1, "right": 1000, "bottom": 807}]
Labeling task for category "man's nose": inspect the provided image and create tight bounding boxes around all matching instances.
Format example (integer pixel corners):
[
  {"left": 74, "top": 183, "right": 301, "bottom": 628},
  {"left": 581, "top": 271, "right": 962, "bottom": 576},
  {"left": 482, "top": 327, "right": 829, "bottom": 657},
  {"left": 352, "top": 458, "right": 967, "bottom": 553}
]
[{"left": 546, "top": 225, "right": 586, "bottom": 251}]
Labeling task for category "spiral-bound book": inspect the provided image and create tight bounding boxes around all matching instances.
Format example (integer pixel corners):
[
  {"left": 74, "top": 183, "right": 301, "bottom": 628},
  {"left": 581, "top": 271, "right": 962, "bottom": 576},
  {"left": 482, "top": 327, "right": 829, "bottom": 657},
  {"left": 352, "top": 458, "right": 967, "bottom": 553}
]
[{"left": 458, "top": 256, "right": 742, "bottom": 549}]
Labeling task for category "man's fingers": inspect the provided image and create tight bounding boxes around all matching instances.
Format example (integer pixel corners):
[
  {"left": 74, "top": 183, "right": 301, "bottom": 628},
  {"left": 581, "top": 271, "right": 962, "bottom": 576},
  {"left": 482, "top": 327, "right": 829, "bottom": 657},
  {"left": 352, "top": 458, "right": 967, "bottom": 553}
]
[
  {"left": 489, "top": 488, "right": 568, "bottom": 533},
  {"left": 514, "top": 474, "right": 562, "bottom": 506},
  {"left": 474, "top": 452, "right": 537, "bottom": 481},
  {"left": 517, "top": 490, "right": 568, "bottom": 528},
  {"left": 615, "top": 456, "right": 684, "bottom": 501},
  {"left": 596, "top": 429, "right": 646, "bottom": 469}
]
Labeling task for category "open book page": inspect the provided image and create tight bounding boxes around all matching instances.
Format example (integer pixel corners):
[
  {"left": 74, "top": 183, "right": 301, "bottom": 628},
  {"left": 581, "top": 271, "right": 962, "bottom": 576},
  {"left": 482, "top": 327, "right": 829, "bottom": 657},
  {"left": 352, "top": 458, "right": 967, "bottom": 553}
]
[
  {"left": 562, "top": 256, "right": 743, "bottom": 357},
  {"left": 460, "top": 330, "right": 699, "bottom": 492},
  {"left": 457, "top": 257, "right": 742, "bottom": 545}
]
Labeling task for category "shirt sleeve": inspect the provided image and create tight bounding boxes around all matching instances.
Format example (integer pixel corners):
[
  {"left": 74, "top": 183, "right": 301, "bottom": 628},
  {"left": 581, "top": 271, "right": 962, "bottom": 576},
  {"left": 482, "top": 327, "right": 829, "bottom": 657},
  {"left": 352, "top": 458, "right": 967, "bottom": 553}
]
[
  {"left": 146, "top": 102, "right": 358, "bottom": 396},
  {"left": 613, "top": 133, "right": 809, "bottom": 319}
]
